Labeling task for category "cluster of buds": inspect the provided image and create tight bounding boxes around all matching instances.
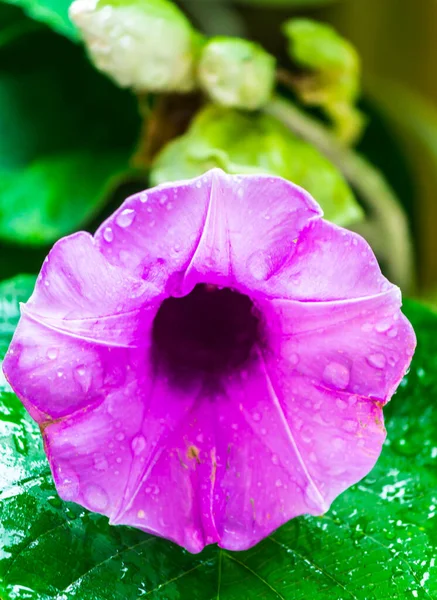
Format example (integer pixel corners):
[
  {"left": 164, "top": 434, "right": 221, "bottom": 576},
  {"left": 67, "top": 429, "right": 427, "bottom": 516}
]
[{"left": 69, "top": 0, "right": 276, "bottom": 109}]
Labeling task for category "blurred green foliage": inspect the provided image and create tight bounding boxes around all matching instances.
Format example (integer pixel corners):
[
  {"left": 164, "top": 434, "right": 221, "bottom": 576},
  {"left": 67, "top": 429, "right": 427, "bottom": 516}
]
[
  {"left": 0, "top": 19, "right": 139, "bottom": 246},
  {"left": 151, "top": 104, "right": 362, "bottom": 226},
  {"left": 1, "top": 0, "right": 76, "bottom": 39}
]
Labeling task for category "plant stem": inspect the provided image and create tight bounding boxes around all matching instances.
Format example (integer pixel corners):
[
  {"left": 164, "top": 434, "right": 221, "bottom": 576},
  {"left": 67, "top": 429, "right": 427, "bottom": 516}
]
[{"left": 265, "top": 95, "right": 415, "bottom": 293}]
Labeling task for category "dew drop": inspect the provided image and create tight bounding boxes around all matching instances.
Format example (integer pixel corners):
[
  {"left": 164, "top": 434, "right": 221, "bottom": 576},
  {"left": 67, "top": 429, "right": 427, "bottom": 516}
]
[
  {"left": 275, "top": 479, "right": 282, "bottom": 488},
  {"left": 375, "top": 320, "right": 392, "bottom": 333},
  {"left": 387, "top": 327, "right": 398, "bottom": 338},
  {"left": 57, "top": 368, "right": 64, "bottom": 378},
  {"left": 137, "top": 509, "right": 145, "bottom": 519},
  {"left": 252, "top": 412, "right": 261, "bottom": 422},
  {"left": 271, "top": 454, "right": 279, "bottom": 465},
  {"left": 158, "top": 194, "right": 167, "bottom": 205},
  {"left": 58, "top": 470, "right": 79, "bottom": 501},
  {"left": 140, "top": 192, "right": 148, "bottom": 203},
  {"left": 115, "top": 432, "right": 125, "bottom": 442},
  {"left": 247, "top": 251, "right": 270, "bottom": 281},
  {"left": 47, "top": 348, "right": 58, "bottom": 360},
  {"left": 131, "top": 434, "right": 146, "bottom": 455},
  {"left": 289, "top": 353, "right": 299, "bottom": 366},
  {"left": 343, "top": 420, "right": 358, "bottom": 433},
  {"left": 103, "top": 226, "right": 114, "bottom": 242},
  {"left": 367, "top": 353, "right": 386, "bottom": 369},
  {"left": 323, "top": 362, "right": 350, "bottom": 390},
  {"left": 93, "top": 454, "right": 108, "bottom": 471},
  {"left": 74, "top": 365, "right": 92, "bottom": 392},
  {"left": 116, "top": 208, "right": 135, "bottom": 228},
  {"left": 84, "top": 484, "right": 109, "bottom": 511}
]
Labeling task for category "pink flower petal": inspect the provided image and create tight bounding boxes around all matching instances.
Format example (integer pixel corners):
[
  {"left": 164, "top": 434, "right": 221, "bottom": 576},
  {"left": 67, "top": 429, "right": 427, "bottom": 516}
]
[{"left": 3, "top": 169, "right": 416, "bottom": 553}]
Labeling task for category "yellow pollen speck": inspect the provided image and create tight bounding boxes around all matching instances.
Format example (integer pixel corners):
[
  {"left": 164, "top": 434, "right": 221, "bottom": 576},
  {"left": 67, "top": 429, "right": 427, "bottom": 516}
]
[{"left": 137, "top": 510, "right": 145, "bottom": 519}]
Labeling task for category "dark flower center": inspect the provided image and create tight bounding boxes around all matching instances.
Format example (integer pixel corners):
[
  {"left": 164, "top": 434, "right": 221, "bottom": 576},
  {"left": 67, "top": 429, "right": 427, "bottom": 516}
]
[{"left": 152, "top": 284, "right": 260, "bottom": 378}]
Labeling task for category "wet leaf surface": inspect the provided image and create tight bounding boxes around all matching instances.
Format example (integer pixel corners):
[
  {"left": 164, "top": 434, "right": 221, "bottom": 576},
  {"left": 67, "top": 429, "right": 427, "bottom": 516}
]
[{"left": 0, "top": 277, "right": 435, "bottom": 599}]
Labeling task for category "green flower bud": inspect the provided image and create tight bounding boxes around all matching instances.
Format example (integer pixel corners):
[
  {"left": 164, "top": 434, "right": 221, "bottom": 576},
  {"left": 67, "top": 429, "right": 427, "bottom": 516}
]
[
  {"left": 283, "top": 18, "right": 363, "bottom": 144},
  {"left": 151, "top": 105, "right": 362, "bottom": 226},
  {"left": 198, "top": 37, "right": 276, "bottom": 110},
  {"left": 69, "top": 0, "right": 201, "bottom": 93}
]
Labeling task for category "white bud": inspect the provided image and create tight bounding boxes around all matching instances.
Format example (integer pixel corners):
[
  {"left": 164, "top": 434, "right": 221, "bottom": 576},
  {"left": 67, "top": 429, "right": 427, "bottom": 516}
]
[
  {"left": 198, "top": 37, "right": 276, "bottom": 110},
  {"left": 70, "top": 0, "right": 201, "bottom": 93}
]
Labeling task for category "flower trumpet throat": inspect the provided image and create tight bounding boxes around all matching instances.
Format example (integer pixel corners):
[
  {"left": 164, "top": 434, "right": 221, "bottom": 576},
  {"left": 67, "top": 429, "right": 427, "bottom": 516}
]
[{"left": 3, "top": 169, "right": 415, "bottom": 553}]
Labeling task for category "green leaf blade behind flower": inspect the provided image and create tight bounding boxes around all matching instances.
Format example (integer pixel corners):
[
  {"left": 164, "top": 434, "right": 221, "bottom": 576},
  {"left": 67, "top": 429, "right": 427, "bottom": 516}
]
[
  {"left": 0, "top": 271, "right": 436, "bottom": 598},
  {"left": 0, "top": 0, "right": 77, "bottom": 40},
  {"left": 151, "top": 105, "right": 362, "bottom": 227},
  {"left": 0, "top": 26, "right": 140, "bottom": 246}
]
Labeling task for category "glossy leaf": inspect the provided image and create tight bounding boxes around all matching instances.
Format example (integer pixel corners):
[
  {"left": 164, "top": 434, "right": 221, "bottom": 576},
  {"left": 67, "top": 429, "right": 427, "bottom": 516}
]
[
  {"left": 0, "top": 26, "right": 139, "bottom": 246},
  {"left": 0, "top": 0, "right": 78, "bottom": 40},
  {"left": 151, "top": 105, "right": 362, "bottom": 226},
  {"left": 0, "top": 272, "right": 435, "bottom": 598}
]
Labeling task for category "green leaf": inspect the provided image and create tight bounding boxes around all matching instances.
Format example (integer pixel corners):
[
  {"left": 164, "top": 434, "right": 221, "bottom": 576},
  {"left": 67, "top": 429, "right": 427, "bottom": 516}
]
[
  {"left": 151, "top": 105, "right": 362, "bottom": 226},
  {"left": 0, "top": 279, "right": 435, "bottom": 598},
  {"left": 0, "top": 274, "right": 35, "bottom": 355},
  {"left": 0, "top": 26, "right": 140, "bottom": 246},
  {"left": 0, "top": 0, "right": 78, "bottom": 40},
  {"left": 283, "top": 18, "right": 363, "bottom": 144}
]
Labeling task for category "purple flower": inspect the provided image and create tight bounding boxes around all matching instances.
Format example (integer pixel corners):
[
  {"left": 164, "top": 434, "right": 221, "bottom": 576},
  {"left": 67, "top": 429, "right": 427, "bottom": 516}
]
[{"left": 3, "top": 169, "right": 415, "bottom": 553}]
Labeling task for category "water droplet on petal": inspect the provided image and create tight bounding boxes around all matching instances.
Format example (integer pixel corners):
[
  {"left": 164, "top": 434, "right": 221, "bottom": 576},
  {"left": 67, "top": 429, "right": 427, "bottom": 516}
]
[
  {"left": 343, "top": 419, "right": 358, "bottom": 433},
  {"left": 132, "top": 434, "right": 146, "bottom": 455},
  {"left": 74, "top": 365, "right": 92, "bottom": 392},
  {"left": 367, "top": 353, "right": 386, "bottom": 369},
  {"left": 375, "top": 320, "right": 392, "bottom": 333},
  {"left": 115, "top": 432, "right": 125, "bottom": 442},
  {"left": 387, "top": 327, "right": 398, "bottom": 338},
  {"left": 94, "top": 454, "right": 108, "bottom": 471},
  {"left": 47, "top": 348, "right": 58, "bottom": 360},
  {"left": 57, "top": 368, "right": 64, "bottom": 378},
  {"left": 252, "top": 412, "right": 261, "bottom": 422},
  {"left": 116, "top": 208, "right": 135, "bottom": 228},
  {"left": 140, "top": 192, "right": 148, "bottom": 203},
  {"left": 271, "top": 454, "right": 279, "bottom": 465},
  {"left": 158, "top": 194, "right": 167, "bottom": 205},
  {"left": 84, "top": 484, "right": 109, "bottom": 511},
  {"left": 275, "top": 479, "right": 282, "bottom": 488},
  {"left": 247, "top": 251, "right": 270, "bottom": 281},
  {"left": 103, "top": 226, "right": 114, "bottom": 242},
  {"left": 137, "top": 509, "right": 145, "bottom": 518},
  {"left": 58, "top": 469, "right": 79, "bottom": 501},
  {"left": 323, "top": 362, "right": 350, "bottom": 390},
  {"left": 289, "top": 353, "right": 299, "bottom": 366}
]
